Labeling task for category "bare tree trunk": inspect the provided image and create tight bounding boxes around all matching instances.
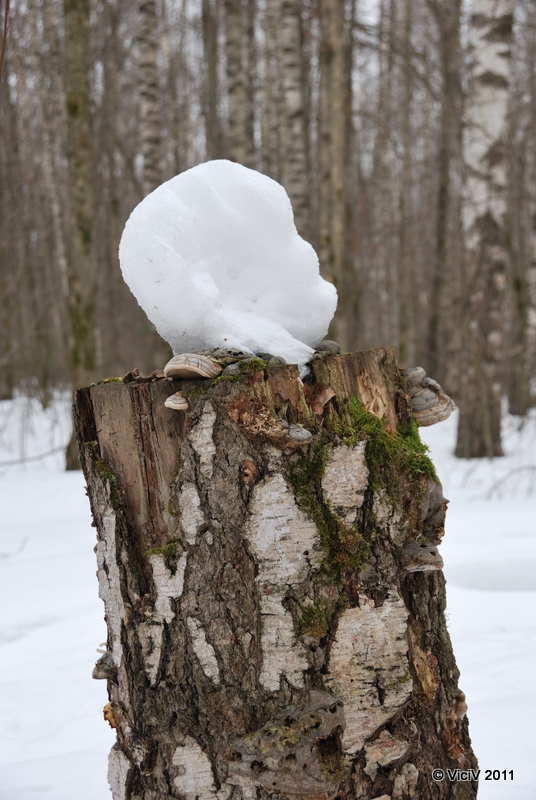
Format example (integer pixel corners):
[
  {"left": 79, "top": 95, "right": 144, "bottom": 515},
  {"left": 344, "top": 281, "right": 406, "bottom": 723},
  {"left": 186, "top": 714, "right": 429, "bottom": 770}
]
[
  {"left": 426, "top": 0, "right": 462, "bottom": 387},
  {"left": 76, "top": 350, "right": 477, "bottom": 800},
  {"left": 397, "top": 0, "right": 417, "bottom": 367},
  {"left": 367, "top": 0, "right": 398, "bottom": 352},
  {"left": 278, "top": 0, "right": 310, "bottom": 240},
  {"left": 139, "top": 0, "right": 162, "bottom": 195},
  {"left": 261, "top": 0, "right": 280, "bottom": 179},
  {"left": 224, "top": 0, "right": 246, "bottom": 163},
  {"left": 244, "top": 0, "right": 257, "bottom": 168},
  {"left": 506, "top": 0, "right": 536, "bottom": 415},
  {"left": 64, "top": 0, "right": 100, "bottom": 467},
  {"left": 29, "top": 0, "right": 70, "bottom": 366},
  {"left": 455, "top": 0, "right": 514, "bottom": 458},
  {"left": 203, "top": 0, "right": 223, "bottom": 160},
  {"left": 318, "top": 0, "right": 354, "bottom": 351}
]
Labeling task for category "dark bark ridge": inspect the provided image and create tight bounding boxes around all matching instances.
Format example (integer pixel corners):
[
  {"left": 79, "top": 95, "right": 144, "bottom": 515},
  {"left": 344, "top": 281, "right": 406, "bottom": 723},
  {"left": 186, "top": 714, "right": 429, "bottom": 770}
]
[{"left": 75, "top": 348, "right": 477, "bottom": 800}]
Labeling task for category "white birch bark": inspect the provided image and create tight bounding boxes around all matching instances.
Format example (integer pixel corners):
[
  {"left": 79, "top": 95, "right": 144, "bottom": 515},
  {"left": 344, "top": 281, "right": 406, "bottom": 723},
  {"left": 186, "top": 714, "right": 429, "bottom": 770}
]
[
  {"left": 224, "top": 0, "right": 246, "bottom": 163},
  {"left": 139, "top": 0, "right": 162, "bottom": 195},
  {"left": 463, "top": 0, "right": 514, "bottom": 242},
  {"left": 456, "top": 0, "right": 514, "bottom": 457},
  {"left": 278, "top": 0, "right": 310, "bottom": 240}
]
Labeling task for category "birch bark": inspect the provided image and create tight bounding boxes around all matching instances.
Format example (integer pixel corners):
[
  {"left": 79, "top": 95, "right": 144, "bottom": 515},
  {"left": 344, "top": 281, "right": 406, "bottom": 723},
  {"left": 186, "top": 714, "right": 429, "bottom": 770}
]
[
  {"left": 278, "top": 0, "right": 310, "bottom": 241},
  {"left": 63, "top": 0, "right": 100, "bottom": 467},
  {"left": 139, "top": 0, "right": 162, "bottom": 195},
  {"left": 76, "top": 350, "right": 477, "bottom": 800},
  {"left": 456, "top": 0, "right": 514, "bottom": 457},
  {"left": 224, "top": 0, "right": 246, "bottom": 163},
  {"left": 318, "top": 0, "right": 354, "bottom": 351}
]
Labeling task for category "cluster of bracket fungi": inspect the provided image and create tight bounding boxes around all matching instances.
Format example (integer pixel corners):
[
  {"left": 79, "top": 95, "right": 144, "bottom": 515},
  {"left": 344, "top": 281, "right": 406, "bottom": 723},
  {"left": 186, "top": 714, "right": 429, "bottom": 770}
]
[
  {"left": 401, "top": 366, "right": 456, "bottom": 427},
  {"left": 161, "top": 345, "right": 455, "bottom": 433},
  {"left": 161, "top": 340, "right": 340, "bottom": 443}
]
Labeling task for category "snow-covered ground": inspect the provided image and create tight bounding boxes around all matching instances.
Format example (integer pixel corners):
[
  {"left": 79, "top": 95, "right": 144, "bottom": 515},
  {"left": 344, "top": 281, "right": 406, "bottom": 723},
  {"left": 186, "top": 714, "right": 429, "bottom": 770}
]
[{"left": 0, "top": 394, "right": 534, "bottom": 799}]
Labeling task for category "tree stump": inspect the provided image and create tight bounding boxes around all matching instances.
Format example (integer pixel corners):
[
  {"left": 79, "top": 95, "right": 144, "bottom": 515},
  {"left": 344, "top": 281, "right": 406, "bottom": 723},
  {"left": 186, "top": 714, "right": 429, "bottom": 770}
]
[{"left": 74, "top": 348, "right": 477, "bottom": 800}]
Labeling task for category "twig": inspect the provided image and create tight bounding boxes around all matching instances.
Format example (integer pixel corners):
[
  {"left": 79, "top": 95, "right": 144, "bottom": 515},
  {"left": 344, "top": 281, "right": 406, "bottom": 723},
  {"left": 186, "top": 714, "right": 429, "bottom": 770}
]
[
  {"left": 0, "top": 536, "right": 28, "bottom": 559},
  {"left": 486, "top": 465, "right": 536, "bottom": 498},
  {"left": 0, "top": 0, "right": 10, "bottom": 86},
  {"left": 0, "top": 443, "right": 67, "bottom": 467}
]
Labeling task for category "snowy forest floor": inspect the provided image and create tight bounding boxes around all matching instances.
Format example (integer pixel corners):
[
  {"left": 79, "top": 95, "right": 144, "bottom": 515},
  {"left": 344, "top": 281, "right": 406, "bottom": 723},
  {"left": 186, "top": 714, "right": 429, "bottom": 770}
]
[{"left": 0, "top": 394, "right": 535, "bottom": 799}]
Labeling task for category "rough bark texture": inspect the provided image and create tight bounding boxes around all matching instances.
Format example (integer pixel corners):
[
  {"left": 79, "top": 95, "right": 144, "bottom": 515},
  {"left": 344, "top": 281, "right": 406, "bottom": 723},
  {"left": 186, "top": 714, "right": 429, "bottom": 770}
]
[
  {"left": 139, "top": 0, "right": 162, "bottom": 196},
  {"left": 63, "top": 0, "right": 100, "bottom": 468},
  {"left": 278, "top": 0, "right": 310, "bottom": 242},
  {"left": 75, "top": 349, "right": 477, "bottom": 800},
  {"left": 318, "top": 0, "right": 354, "bottom": 351},
  {"left": 224, "top": 0, "right": 246, "bottom": 164},
  {"left": 456, "top": 0, "right": 514, "bottom": 458},
  {"left": 202, "top": 0, "right": 223, "bottom": 161}
]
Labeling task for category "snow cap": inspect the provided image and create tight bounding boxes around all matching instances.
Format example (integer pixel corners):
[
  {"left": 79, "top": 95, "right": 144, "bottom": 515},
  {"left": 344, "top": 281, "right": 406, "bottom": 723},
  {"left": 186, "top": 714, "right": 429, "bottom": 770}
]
[{"left": 119, "top": 160, "right": 338, "bottom": 368}]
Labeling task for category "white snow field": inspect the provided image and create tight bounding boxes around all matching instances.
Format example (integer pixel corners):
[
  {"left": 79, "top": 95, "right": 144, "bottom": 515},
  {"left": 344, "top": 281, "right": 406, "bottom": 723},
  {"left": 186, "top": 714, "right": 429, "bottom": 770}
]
[
  {"left": 119, "top": 160, "right": 337, "bottom": 368},
  {"left": 1, "top": 394, "right": 535, "bottom": 799}
]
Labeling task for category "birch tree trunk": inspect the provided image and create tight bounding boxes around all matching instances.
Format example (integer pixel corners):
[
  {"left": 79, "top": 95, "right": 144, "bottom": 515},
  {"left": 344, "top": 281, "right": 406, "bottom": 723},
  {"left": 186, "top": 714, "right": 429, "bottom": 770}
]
[
  {"left": 139, "top": 0, "right": 162, "bottom": 195},
  {"left": 203, "top": 0, "right": 223, "bottom": 161},
  {"left": 278, "top": 0, "right": 310, "bottom": 241},
  {"left": 367, "top": 0, "right": 398, "bottom": 352},
  {"left": 318, "top": 0, "right": 355, "bottom": 352},
  {"left": 506, "top": 0, "right": 536, "bottom": 416},
  {"left": 64, "top": 0, "right": 100, "bottom": 467},
  {"left": 397, "top": 0, "right": 417, "bottom": 368},
  {"left": 224, "top": 0, "right": 246, "bottom": 164},
  {"left": 75, "top": 349, "right": 477, "bottom": 800},
  {"left": 426, "top": 0, "right": 463, "bottom": 387},
  {"left": 456, "top": 0, "right": 514, "bottom": 457}
]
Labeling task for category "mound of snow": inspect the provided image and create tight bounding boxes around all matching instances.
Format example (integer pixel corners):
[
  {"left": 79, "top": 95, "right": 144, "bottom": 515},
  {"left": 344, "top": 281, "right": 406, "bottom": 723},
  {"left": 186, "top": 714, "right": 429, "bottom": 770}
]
[{"left": 119, "top": 160, "right": 337, "bottom": 368}]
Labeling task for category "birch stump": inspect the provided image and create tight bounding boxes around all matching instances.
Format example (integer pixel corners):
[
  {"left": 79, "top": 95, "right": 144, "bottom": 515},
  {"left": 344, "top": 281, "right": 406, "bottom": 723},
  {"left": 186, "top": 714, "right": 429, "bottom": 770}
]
[{"left": 74, "top": 348, "right": 477, "bottom": 800}]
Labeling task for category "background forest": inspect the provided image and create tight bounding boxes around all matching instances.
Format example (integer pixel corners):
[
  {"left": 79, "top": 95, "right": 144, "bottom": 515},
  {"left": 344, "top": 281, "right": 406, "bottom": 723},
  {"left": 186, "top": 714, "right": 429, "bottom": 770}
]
[{"left": 1, "top": 0, "right": 535, "bottom": 459}]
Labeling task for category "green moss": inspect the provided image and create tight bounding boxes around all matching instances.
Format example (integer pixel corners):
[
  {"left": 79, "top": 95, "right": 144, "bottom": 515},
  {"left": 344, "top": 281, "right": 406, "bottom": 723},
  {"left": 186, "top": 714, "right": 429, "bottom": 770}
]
[
  {"left": 298, "top": 598, "right": 334, "bottom": 638},
  {"left": 287, "top": 395, "right": 438, "bottom": 581},
  {"left": 390, "top": 669, "right": 413, "bottom": 686},
  {"left": 167, "top": 501, "right": 179, "bottom": 518},
  {"left": 147, "top": 538, "right": 179, "bottom": 557},
  {"left": 262, "top": 711, "right": 325, "bottom": 747},
  {"left": 334, "top": 396, "right": 438, "bottom": 501},
  {"left": 212, "top": 374, "right": 240, "bottom": 386},
  {"left": 147, "top": 538, "right": 182, "bottom": 575},
  {"left": 99, "top": 376, "right": 123, "bottom": 384},
  {"left": 287, "top": 438, "right": 371, "bottom": 578},
  {"left": 212, "top": 358, "right": 268, "bottom": 386},
  {"left": 238, "top": 357, "right": 268, "bottom": 374},
  {"left": 187, "top": 384, "right": 210, "bottom": 396},
  {"left": 86, "top": 442, "right": 120, "bottom": 509}
]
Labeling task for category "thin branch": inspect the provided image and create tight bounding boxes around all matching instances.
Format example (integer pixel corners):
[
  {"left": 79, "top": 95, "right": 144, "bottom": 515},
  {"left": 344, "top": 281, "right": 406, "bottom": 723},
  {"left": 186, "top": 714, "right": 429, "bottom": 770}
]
[
  {"left": 486, "top": 465, "right": 536, "bottom": 498},
  {"left": 0, "top": 444, "right": 68, "bottom": 467}
]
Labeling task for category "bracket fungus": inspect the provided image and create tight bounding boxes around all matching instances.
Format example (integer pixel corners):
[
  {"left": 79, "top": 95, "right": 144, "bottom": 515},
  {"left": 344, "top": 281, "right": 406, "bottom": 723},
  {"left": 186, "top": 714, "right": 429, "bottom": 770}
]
[
  {"left": 401, "top": 366, "right": 456, "bottom": 426},
  {"left": 164, "top": 391, "right": 189, "bottom": 412},
  {"left": 400, "top": 541, "right": 444, "bottom": 572}
]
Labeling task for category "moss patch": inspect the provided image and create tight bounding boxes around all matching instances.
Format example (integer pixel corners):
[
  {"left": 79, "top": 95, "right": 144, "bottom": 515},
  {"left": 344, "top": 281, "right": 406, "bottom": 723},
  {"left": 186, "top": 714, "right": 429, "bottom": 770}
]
[
  {"left": 287, "top": 396, "right": 438, "bottom": 580},
  {"left": 147, "top": 538, "right": 182, "bottom": 573},
  {"left": 212, "top": 358, "right": 269, "bottom": 387},
  {"left": 287, "top": 438, "right": 371, "bottom": 578},
  {"left": 86, "top": 442, "right": 120, "bottom": 509},
  {"left": 147, "top": 538, "right": 179, "bottom": 557},
  {"left": 187, "top": 383, "right": 211, "bottom": 396},
  {"left": 334, "top": 396, "right": 438, "bottom": 501},
  {"left": 238, "top": 357, "right": 268, "bottom": 375},
  {"left": 298, "top": 598, "right": 335, "bottom": 638}
]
